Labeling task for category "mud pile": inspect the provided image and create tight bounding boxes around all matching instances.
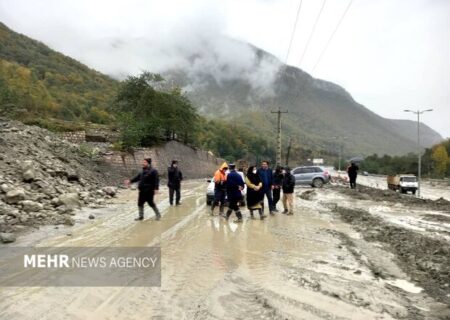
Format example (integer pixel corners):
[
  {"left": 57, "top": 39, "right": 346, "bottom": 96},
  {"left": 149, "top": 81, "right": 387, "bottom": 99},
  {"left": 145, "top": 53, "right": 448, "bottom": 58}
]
[
  {"left": 334, "top": 205, "right": 450, "bottom": 304},
  {"left": 333, "top": 184, "right": 450, "bottom": 212},
  {"left": 298, "top": 190, "right": 317, "bottom": 200},
  {"left": 0, "top": 118, "right": 120, "bottom": 242}
]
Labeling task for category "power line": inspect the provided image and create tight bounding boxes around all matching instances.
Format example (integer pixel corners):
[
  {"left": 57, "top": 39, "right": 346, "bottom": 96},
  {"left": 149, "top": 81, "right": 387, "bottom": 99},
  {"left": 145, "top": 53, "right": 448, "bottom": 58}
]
[
  {"left": 270, "top": 0, "right": 302, "bottom": 166},
  {"left": 284, "top": 0, "right": 303, "bottom": 64},
  {"left": 312, "top": 0, "right": 354, "bottom": 72},
  {"left": 298, "top": 0, "right": 327, "bottom": 67}
]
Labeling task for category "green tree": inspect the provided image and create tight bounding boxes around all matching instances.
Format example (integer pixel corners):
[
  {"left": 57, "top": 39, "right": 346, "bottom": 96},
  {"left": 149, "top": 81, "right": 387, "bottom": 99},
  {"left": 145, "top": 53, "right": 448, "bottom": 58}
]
[{"left": 114, "top": 72, "right": 199, "bottom": 149}]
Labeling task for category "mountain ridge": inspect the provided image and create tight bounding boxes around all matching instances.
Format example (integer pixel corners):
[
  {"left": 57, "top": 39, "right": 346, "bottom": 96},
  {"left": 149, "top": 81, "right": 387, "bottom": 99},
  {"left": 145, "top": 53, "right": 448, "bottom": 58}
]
[
  {"left": 163, "top": 43, "right": 442, "bottom": 155},
  {"left": 0, "top": 21, "right": 442, "bottom": 156}
]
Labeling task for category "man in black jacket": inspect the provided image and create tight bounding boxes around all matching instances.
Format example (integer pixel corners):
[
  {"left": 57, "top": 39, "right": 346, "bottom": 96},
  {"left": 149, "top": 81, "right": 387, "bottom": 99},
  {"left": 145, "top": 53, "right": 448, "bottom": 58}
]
[
  {"left": 272, "top": 166, "right": 283, "bottom": 212},
  {"left": 282, "top": 167, "right": 296, "bottom": 215},
  {"left": 347, "top": 162, "right": 359, "bottom": 189},
  {"left": 168, "top": 160, "right": 183, "bottom": 206},
  {"left": 125, "top": 158, "right": 161, "bottom": 221}
]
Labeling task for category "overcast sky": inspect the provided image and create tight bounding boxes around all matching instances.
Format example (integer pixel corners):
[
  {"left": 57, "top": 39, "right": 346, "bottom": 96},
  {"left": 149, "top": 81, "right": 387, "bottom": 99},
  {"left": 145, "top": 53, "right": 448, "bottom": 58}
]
[{"left": 1, "top": 0, "right": 449, "bottom": 137}]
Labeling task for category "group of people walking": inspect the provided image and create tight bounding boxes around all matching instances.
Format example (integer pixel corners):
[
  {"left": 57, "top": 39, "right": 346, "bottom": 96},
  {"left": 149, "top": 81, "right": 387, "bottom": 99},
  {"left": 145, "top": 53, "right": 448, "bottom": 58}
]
[
  {"left": 125, "top": 158, "right": 297, "bottom": 222},
  {"left": 211, "top": 161, "right": 296, "bottom": 222}
]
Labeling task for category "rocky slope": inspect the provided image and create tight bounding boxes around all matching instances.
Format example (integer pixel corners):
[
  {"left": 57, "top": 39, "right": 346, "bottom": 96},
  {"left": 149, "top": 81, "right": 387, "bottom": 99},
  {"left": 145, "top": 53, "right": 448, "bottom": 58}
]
[{"left": 0, "top": 118, "right": 120, "bottom": 243}]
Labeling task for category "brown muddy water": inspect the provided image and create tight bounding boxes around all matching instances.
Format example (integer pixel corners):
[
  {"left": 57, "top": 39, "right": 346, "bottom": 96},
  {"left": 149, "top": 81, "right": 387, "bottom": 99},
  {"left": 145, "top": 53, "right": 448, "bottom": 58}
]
[{"left": 0, "top": 180, "right": 448, "bottom": 319}]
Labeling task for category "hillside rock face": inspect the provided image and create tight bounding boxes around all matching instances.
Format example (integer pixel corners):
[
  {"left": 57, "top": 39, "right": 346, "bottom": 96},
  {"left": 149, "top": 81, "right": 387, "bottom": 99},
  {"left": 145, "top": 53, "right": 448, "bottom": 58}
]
[{"left": 0, "top": 118, "right": 120, "bottom": 239}]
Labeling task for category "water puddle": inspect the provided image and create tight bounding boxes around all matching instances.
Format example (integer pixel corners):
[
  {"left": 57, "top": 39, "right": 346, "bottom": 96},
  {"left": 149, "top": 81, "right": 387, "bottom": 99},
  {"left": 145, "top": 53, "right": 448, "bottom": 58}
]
[{"left": 384, "top": 279, "right": 424, "bottom": 294}]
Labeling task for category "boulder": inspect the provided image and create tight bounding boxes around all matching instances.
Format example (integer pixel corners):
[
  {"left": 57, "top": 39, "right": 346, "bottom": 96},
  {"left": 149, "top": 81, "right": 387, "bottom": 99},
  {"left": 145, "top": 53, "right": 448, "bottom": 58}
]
[
  {"left": 78, "top": 191, "right": 90, "bottom": 199},
  {"left": 1, "top": 183, "right": 12, "bottom": 193},
  {"left": 21, "top": 200, "right": 44, "bottom": 213},
  {"left": 0, "top": 232, "right": 16, "bottom": 243},
  {"left": 102, "top": 186, "right": 117, "bottom": 197},
  {"left": 21, "top": 160, "right": 36, "bottom": 182},
  {"left": 51, "top": 197, "right": 61, "bottom": 206},
  {"left": 95, "top": 189, "right": 105, "bottom": 196},
  {"left": 5, "top": 188, "right": 26, "bottom": 204},
  {"left": 58, "top": 193, "right": 80, "bottom": 209},
  {"left": 57, "top": 205, "right": 74, "bottom": 215},
  {"left": 63, "top": 216, "right": 75, "bottom": 226},
  {"left": 67, "top": 170, "right": 79, "bottom": 182}
]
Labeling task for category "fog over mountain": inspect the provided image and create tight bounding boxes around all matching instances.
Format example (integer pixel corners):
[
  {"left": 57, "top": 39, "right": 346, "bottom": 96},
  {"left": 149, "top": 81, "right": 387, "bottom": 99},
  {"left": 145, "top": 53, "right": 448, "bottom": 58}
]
[
  {"left": 0, "top": 0, "right": 446, "bottom": 156},
  {"left": 1, "top": 0, "right": 447, "bottom": 138}
]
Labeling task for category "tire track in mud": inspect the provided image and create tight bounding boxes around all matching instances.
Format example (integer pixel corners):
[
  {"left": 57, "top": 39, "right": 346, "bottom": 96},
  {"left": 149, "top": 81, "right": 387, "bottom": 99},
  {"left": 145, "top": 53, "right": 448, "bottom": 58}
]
[
  {"left": 333, "top": 205, "right": 450, "bottom": 306},
  {"left": 298, "top": 187, "right": 450, "bottom": 319}
]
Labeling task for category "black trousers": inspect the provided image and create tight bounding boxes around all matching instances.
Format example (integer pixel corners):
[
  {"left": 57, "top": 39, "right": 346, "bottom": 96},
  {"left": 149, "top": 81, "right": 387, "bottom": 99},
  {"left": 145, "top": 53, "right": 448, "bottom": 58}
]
[
  {"left": 273, "top": 188, "right": 281, "bottom": 208},
  {"left": 137, "top": 189, "right": 160, "bottom": 217},
  {"left": 226, "top": 198, "right": 242, "bottom": 219},
  {"left": 349, "top": 176, "right": 357, "bottom": 189},
  {"left": 211, "top": 188, "right": 227, "bottom": 213},
  {"left": 169, "top": 187, "right": 181, "bottom": 205}
]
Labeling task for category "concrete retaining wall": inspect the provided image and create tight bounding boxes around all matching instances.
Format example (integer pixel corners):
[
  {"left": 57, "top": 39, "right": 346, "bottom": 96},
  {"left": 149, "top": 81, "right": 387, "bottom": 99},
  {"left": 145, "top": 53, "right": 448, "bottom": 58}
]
[{"left": 100, "top": 141, "right": 226, "bottom": 179}]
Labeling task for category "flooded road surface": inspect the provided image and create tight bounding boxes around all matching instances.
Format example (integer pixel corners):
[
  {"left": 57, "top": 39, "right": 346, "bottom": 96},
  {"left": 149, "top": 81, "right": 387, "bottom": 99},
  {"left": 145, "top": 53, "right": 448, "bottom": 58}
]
[{"left": 0, "top": 180, "right": 447, "bottom": 319}]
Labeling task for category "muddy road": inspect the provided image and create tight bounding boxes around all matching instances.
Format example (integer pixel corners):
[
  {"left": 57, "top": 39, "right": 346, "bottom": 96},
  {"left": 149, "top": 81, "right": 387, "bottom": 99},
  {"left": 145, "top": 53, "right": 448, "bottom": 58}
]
[
  {"left": 354, "top": 174, "right": 450, "bottom": 201},
  {"left": 0, "top": 180, "right": 449, "bottom": 319}
]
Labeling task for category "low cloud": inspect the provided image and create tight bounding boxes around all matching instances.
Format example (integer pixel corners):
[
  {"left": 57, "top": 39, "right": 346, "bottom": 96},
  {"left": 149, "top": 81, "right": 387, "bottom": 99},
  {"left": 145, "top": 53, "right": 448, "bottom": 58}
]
[{"left": 0, "top": 0, "right": 282, "bottom": 95}]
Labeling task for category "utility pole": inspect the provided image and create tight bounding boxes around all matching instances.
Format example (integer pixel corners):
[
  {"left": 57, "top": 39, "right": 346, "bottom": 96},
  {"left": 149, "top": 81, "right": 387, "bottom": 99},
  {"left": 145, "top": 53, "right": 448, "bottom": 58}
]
[
  {"left": 332, "top": 136, "right": 347, "bottom": 172},
  {"left": 285, "top": 138, "right": 292, "bottom": 166},
  {"left": 271, "top": 107, "right": 288, "bottom": 167},
  {"left": 404, "top": 108, "right": 433, "bottom": 198}
]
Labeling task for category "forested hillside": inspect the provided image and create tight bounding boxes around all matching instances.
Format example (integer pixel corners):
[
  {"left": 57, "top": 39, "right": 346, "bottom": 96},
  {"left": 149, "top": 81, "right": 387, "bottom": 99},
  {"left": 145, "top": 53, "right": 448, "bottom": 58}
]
[{"left": 0, "top": 22, "right": 118, "bottom": 127}]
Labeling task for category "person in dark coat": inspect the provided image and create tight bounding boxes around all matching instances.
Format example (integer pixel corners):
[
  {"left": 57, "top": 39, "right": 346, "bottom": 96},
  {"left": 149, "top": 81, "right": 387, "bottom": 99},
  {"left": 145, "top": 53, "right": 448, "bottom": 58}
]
[
  {"left": 167, "top": 160, "right": 183, "bottom": 205},
  {"left": 245, "top": 166, "right": 266, "bottom": 220},
  {"left": 257, "top": 160, "right": 275, "bottom": 215},
  {"left": 347, "top": 162, "right": 359, "bottom": 189},
  {"left": 272, "top": 166, "right": 283, "bottom": 212},
  {"left": 225, "top": 164, "right": 245, "bottom": 222},
  {"left": 125, "top": 158, "right": 161, "bottom": 221},
  {"left": 282, "top": 167, "right": 296, "bottom": 215}
]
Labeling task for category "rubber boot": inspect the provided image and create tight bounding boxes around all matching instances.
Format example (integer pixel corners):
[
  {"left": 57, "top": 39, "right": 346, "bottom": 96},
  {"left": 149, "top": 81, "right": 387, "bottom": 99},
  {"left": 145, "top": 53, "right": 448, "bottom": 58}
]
[
  {"left": 210, "top": 203, "right": 216, "bottom": 215},
  {"left": 250, "top": 210, "right": 255, "bottom": 219},
  {"left": 225, "top": 209, "right": 232, "bottom": 220},
  {"left": 135, "top": 206, "right": 144, "bottom": 221},
  {"left": 234, "top": 211, "right": 243, "bottom": 223},
  {"left": 259, "top": 209, "right": 267, "bottom": 220},
  {"left": 152, "top": 205, "right": 161, "bottom": 220}
]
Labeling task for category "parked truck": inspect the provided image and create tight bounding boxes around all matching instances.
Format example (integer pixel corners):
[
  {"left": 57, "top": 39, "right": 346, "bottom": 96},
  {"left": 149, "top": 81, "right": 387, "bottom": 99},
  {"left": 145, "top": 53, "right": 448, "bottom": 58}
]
[{"left": 387, "top": 175, "right": 418, "bottom": 195}]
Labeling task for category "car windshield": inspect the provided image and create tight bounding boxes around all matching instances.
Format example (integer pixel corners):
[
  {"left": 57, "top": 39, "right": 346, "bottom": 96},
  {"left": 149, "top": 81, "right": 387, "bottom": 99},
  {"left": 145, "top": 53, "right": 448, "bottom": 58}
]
[{"left": 401, "top": 177, "right": 417, "bottom": 182}]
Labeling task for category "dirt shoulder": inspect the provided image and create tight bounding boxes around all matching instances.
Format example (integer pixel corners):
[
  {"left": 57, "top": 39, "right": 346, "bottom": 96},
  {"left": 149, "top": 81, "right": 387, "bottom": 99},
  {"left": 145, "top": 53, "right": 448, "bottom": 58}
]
[
  {"left": 333, "top": 184, "right": 450, "bottom": 212},
  {"left": 325, "top": 185, "right": 450, "bottom": 305}
]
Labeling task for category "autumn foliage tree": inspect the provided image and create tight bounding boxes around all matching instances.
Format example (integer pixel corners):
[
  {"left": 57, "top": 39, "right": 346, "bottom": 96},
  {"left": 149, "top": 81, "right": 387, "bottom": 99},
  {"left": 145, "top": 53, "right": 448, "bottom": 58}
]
[{"left": 432, "top": 145, "right": 449, "bottom": 177}]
